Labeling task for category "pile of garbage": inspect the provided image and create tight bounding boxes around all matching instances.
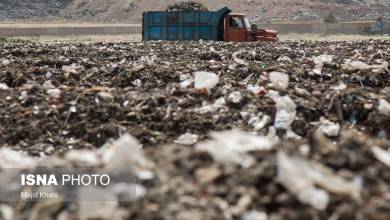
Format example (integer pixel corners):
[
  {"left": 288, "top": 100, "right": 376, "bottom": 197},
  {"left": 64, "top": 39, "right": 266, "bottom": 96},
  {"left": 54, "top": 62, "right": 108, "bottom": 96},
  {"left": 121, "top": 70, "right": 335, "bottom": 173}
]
[
  {"left": 166, "top": 0, "right": 208, "bottom": 12},
  {"left": 0, "top": 39, "right": 390, "bottom": 219}
]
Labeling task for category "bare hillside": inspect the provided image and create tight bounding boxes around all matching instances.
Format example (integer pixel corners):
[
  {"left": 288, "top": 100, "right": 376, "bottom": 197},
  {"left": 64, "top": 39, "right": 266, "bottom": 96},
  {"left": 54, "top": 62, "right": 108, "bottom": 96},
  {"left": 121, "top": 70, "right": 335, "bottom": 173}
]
[{"left": 0, "top": 0, "right": 389, "bottom": 22}]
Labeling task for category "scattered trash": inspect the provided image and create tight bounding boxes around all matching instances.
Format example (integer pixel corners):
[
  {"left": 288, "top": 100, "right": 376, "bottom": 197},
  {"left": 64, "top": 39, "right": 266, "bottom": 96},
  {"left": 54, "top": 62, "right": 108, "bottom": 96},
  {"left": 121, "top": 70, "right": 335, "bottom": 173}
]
[
  {"left": 78, "top": 187, "right": 119, "bottom": 220},
  {"left": 249, "top": 115, "right": 271, "bottom": 131},
  {"left": 371, "top": 146, "right": 390, "bottom": 167},
  {"left": 277, "top": 56, "right": 292, "bottom": 63},
  {"left": 0, "top": 40, "right": 388, "bottom": 219},
  {"left": 342, "top": 60, "right": 389, "bottom": 73},
  {"left": 174, "top": 133, "right": 199, "bottom": 145},
  {"left": 179, "top": 75, "right": 194, "bottom": 89},
  {"left": 194, "top": 97, "right": 226, "bottom": 114},
  {"left": 65, "top": 150, "right": 101, "bottom": 167},
  {"left": 103, "top": 134, "right": 151, "bottom": 173},
  {"left": 0, "top": 83, "right": 9, "bottom": 90},
  {"left": 193, "top": 71, "right": 219, "bottom": 91},
  {"left": 132, "top": 79, "right": 142, "bottom": 87},
  {"left": 62, "top": 64, "right": 78, "bottom": 74},
  {"left": 29, "top": 198, "right": 64, "bottom": 220},
  {"left": 310, "top": 54, "right": 333, "bottom": 75},
  {"left": 47, "top": 88, "right": 61, "bottom": 98},
  {"left": 247, "top": 84, "right": 262, "bottom": 95},
  {"left": 268, "top": 71, "right": 289, "bottom": 91},
  {"left": 1, "top": 59, "right": 10, "bottom": 66},
  {"left": 277, "top": 151, "right": 361, "bottom": 210},
  {"left": 333, "top": 81, "right": 347, "bottom": 91},
  {"left": 195, "top": 166, "right": 221, "bottom": 184},
  {"left": 0, "top": 205, "right": 13, "bottom": 220},
  {"left": 316, "top": 118, "right": 341, "bottom": 137},
  {"left": 294, "top": 86, "right": 310, "bottom": 97},
  {"left": 109, "top": 183, "right": 146, "bottom": 202},
  {"left": 241, "top": 210, "right": 268, "bottom": 220},
  {"left": 227, "top": 91, "right": 242, "bottom": 104},
  {"left": 44, "top": 146, "right": 55, "bottom": 155},
  {"left": 267, "top": 91, "right": 296, "bottom": 130},
  {"left": 232, "top": 51, "right": 249, "bottom": 66},
  {"left": 98, "top": 91, "right": 114, "bottom": 100},
  {"left": 378, "top": 99, "right": 390, "bottom": 116},
  {"left": 0, "top": 148, "right": 36, "bottom": 168},
  {"left": 42, "top": 80, "right": 55, "bottom": 90},
  {"left": 196, "top": 130, "right": 275, "bottom": 168}
]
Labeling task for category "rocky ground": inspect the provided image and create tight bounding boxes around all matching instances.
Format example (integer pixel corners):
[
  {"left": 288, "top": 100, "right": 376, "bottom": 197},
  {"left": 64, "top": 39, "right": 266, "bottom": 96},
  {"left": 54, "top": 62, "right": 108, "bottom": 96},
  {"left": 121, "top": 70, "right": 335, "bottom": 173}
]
[{"left": 0, "top": 40, "right": 390, "bottom": 219}]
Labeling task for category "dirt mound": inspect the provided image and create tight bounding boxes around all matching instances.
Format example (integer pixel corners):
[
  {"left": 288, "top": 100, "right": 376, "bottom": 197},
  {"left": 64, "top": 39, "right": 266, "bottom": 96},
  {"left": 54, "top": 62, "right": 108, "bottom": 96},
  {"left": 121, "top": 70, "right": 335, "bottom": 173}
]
[{"left": 166, "top": 1, "right": 208, "bottom": 12}]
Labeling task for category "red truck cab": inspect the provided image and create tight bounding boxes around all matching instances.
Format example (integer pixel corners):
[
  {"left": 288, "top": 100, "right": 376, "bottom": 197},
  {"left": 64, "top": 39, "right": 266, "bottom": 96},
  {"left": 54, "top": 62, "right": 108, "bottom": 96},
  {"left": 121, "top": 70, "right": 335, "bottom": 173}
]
[{"left": 224, "top": 14, "right": 278, "bottom": 42}]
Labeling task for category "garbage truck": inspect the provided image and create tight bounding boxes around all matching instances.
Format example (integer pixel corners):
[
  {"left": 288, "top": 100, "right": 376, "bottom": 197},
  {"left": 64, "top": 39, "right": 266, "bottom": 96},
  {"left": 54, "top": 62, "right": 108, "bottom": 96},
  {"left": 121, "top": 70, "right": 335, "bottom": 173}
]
[{"left": 142, "top": 7, "right": 277, "bottom": 42}]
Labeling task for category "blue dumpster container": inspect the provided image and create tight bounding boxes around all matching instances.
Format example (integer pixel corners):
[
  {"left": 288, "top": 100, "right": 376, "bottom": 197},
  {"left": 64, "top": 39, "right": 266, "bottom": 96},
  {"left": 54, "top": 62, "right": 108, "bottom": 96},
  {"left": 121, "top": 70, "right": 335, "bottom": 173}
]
[{"left": 142, "top": 7, "right": 231, "bottom": 41}]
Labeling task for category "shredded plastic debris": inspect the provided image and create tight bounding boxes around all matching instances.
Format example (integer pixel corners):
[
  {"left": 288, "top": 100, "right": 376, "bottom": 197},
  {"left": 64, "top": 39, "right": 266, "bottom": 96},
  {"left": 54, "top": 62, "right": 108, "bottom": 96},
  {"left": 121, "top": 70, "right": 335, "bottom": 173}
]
[
  {"left": 378, "top": 99, "right": 390, "bottom": 116},
  {"left": 310, "top": 54, "right": 333, "bottom": 75},
  {"left": 241, "top": 210, "right": 268, "bottom": 220},
  {"left": 277, "top": 56, "right": 292, "bottom": 63},
  {"left": 269, "top": 71, "right": 289, "bottom": 91},
  {"left": 232, "top": 51, "right": 249, "bottom": 66},
  {"left": 174, "top": 133, "right": 199, "bottom": 145},
  {"left": 47, "top": 88, "right": 61, "bottom": 98},
  {"left": 65, "top": 149, "right": 101, "bottom": 167},
  {"left": 227, "top": 91, "right": 242, "bottom": 104},
  {"left": 247, "top": 84, "right": 263, "bottom": 94},
  {"left": 342, "top": 60, "right": 389, "bottom": 73},
  {"left": 0, "top": 204, "right": 13, "bottom": 220},
  {"left": 196, "top": 130, "right": 275, "bottom": 168},
  {"left": 1, "top": 59, "right": 10, "bottom": 66},
  {"left": 0, "top": 148, "right": 36, "bottom": 169},
  {"left": 179, "top": 74, "right": 194, "bottom": 89},
  {"left": 103, "top": 134, "right": 152, "bottom": 173},
  {"left": 193, "top": 71, "right": 219, "bottom": 91},
  {"left": 0, "top": 83, "right": 9, "bottom": 90},
  {"left": 371, "top": 146, "right": 390, "bottom": 167},
  {"left": 267, "top": 90, "right": 296, "bottom": 130},
  {"left": 277, "top": 151, "right": 361, "bottom": 210},
  {"left": 78, "top": 187, "right": 119, "bottom": 220},
  {"left": 194, "top": 97, "right": 226, "bottom": 114},
  {"left": 249, "top": 115, "right": 271, "bottom": 131},
  {"left": 316, "top": 118, "right": 341, "bottom": 137}
]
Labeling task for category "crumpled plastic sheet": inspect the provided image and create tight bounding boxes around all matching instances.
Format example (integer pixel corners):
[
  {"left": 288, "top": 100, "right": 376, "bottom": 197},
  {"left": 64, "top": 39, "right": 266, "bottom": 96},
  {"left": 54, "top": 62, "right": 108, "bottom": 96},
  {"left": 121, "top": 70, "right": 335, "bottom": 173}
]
[
  {"left": 269, "top": 72, "right": 289, "bottom": 91},
  {"left": 342, "top": 60, "right": 389, "bottom": 73},
  {"left": 267, "top": 90, "right": 297, "bottom": 130},
  {"left": 0, "top": 147, "right": 36, "bottom": 169},
  {"left": 232, "top": 51, "right": 249, "bottom": 66},
  {"left": 193, "top": 71, "right": 219, "bottom": 91},
  {"left": 196, "top": 130, "right": 275, "bottom": 168},
  {"left": 316, "top": 118, "right": 341, "bottom": 137},
  {"left": 378, "top": 99, "right": 390, "bottom": 116},
  {"left": 310, "top": 54, "right": 334, "bottom": 75},
  {"left": 371, "top": 146, "right": 390, "bottom": 168},
  {"left": 277, "top": 151, "right": 362, "bottom": 210}
]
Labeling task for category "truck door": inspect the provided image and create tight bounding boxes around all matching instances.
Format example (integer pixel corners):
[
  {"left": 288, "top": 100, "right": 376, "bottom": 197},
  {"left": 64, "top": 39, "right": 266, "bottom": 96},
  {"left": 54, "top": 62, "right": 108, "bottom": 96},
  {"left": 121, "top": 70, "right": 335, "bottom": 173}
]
[{"left": 224, "top": 15, "right": 247, "bottom": 42}]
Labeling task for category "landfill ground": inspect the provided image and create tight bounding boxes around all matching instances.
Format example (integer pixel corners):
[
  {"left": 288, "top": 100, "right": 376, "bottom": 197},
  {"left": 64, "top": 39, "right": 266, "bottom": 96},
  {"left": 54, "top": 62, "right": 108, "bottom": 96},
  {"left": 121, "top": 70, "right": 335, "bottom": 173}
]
[
  {"left": 3, "top": 33, "right": 390, "bottom": 43},
  {"left": 0, "top": 39, "right": 390, "bottom": 220}
]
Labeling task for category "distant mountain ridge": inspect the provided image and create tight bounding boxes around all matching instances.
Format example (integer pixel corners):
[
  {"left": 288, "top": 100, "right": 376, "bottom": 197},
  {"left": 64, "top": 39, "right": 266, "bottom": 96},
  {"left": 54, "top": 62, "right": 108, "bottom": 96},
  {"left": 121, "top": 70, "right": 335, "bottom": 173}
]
[{"left": 0, "top": 0, "right": 389, "bottom": 22}]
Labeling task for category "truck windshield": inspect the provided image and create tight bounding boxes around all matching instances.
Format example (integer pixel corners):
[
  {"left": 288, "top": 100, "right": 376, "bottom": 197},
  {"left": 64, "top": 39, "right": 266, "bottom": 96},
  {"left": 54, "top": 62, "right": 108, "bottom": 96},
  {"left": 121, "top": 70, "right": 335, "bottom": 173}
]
[
  {"left": 229, "top": 17, "right": 244, "bottom": 29},
  {"left": 244, "top": 17, "right": 250, "bottom": 28}
]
